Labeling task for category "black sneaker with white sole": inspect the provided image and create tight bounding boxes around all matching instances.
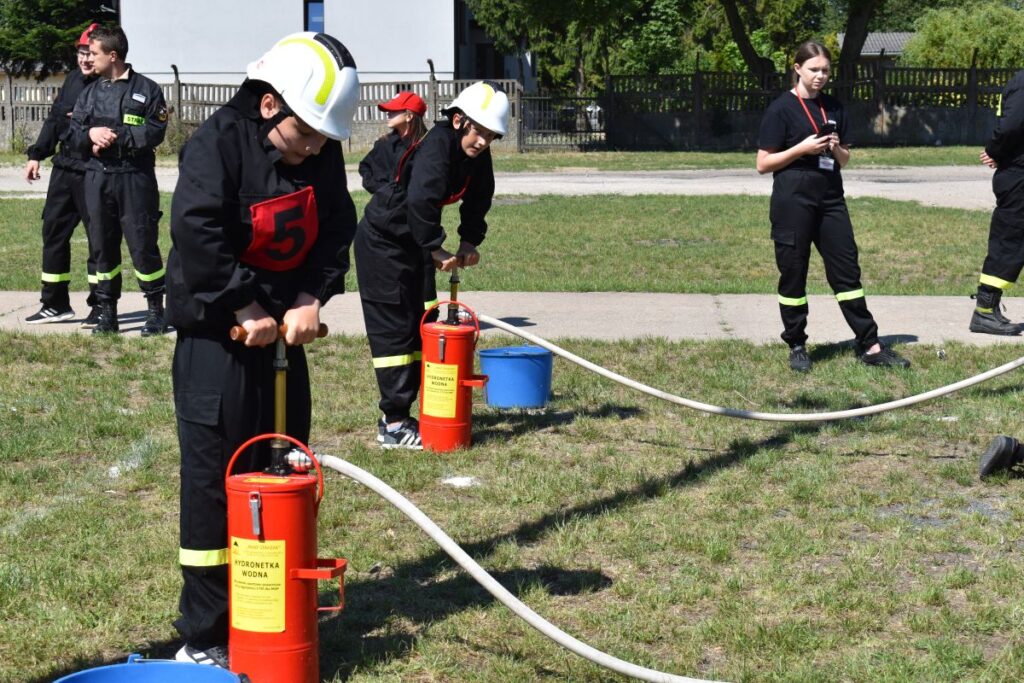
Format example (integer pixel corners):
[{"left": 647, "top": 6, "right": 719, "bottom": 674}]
[
  {"left": 379, "top": 417, "right": 423, "bottom": 450},
  {"left": 175, "top": 644, "right": 229, "bottom": 668},
  {"left": 25, "top": 305, "right": 74, "bottom": 324}
]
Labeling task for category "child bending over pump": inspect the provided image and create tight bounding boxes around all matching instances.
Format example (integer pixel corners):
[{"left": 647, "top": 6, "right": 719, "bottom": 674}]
[
  {"left": 355, "top": 80, "right": 510, "bottom": 449},
  {"left": 164, "top": 32, "right": 359, "bottom": 668}
]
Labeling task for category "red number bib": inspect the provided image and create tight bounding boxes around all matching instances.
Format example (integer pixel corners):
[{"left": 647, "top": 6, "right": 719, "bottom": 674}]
[{"left": 243, "top": 186, "right": 319, "bottom": 271}]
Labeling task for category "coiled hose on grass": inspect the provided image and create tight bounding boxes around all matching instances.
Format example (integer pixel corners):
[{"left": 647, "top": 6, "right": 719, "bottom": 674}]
[{"left": 477, "top": 314, "right": 1024, "bottom": 422}]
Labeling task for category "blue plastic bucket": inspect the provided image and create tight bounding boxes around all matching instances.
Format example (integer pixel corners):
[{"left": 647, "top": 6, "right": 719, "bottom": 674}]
[
  {"left": 478, "top": 346, "right": 553, "bottom": 409},
  {"left": 55, "top": 654, "right": 244, "bottom": 682}
]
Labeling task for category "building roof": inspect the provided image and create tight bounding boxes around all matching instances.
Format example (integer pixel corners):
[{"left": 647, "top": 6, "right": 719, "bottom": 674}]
[{"left": 837, "top": 32, "right": 914, "bottom": 57}]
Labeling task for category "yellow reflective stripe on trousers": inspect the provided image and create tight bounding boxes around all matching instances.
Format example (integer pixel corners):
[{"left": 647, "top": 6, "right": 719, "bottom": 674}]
[
  {"left": 179, "top": 547, "right": 228, "bottom": 567},
  {"left": 778, "top": 295, "right": 807, "bottom": 306},
  {"left": 41, "top": 272, "right": 71, "bottom": 283},
  {"left": 135, "top": 266, "right": 166, "bottom": 282},
  {"left": 96, "top": 265, "right": 122, "bottom": 281},
  {"left": 835, "top": 288, "right": 865, "bottom": 302},
  {"left": 423, "top": 298, "right": 439, "bottom": 310},
  {"left": 87, "top": 273, "right": 98, "bottom": 284},
  {"left": 979, "top": 273, "right": 1014, "bottom": 290},
  {"left": 372, "top": 351, "right": 422, "bottom": 369}
]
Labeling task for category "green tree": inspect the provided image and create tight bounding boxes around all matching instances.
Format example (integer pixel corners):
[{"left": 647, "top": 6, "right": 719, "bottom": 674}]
[
  {"left": 0, "top": 0, "right": 107, "bottom": 78},
  {"left": 901, "top": 2, "right": 1024, "bottom": 67}
]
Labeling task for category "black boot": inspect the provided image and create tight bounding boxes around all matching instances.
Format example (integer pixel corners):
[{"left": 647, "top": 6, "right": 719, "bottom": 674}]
[
  {"left": 91, "top": 301, "right": 119, "bottom": 334},
  {"left": 140, "top": 297, "right": 168, "bottom": 337},
  {"left": 969, "top": 289, "right": 1020, "bottom": 335},
  {"left": 979, "top": 435, "right": 1024, "bottom": 478}
]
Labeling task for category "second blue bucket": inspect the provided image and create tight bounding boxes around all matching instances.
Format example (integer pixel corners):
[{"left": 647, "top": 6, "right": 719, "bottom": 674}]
[{"left": 478, "top": 346, "right": 553, "bottom": 409}]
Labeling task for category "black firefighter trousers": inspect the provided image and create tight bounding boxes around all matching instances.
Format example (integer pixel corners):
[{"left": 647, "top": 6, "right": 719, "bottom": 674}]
[
  {"left": 84, "top": 167, "right": 165, "bottom": 304},
  {"left": 770, "top": 169, "right": 880, "bottom": 351},
  {"left": 978, "top": 167, "right": 1024, "bottom": 293},
  {"left": 172, "top": 333, "right": 310, "bottom": 648},
  {"left": 38, "top": 165, "right": 97, "bottom": 309},
  {"left": 354, "top": 220, "right": 436, "bottom": 423}
]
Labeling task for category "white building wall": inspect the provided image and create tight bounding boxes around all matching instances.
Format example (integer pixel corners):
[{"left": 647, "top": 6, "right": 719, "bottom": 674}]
[
  {"left": 121, "top": 0, "right": 307, "bottom": 84},
  {"left": 122, "top": 0, "right": 455, "bottom": 85},
  {"left": 324, "top": 0, "right": 455, "bottom": 82}
]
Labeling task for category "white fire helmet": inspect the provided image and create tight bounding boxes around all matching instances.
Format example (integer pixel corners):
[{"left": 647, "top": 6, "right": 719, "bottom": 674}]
[
  {"left": 442, "top": 80, "right": 509, "bottom": 137},
  {"left": 247, "top": 32, "right": 359, "bottom": 141}
]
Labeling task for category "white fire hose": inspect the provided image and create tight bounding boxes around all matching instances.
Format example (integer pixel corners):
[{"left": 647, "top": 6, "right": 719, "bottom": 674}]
[
  {"left": 319, "top": 454, "right": 722, "bottom": 683},
  {"left": 477, "top": 314, "right": 1024, "bottom": 422},
  {"left": 317, "top": 314, "right": 1024, "bottom": 682}
]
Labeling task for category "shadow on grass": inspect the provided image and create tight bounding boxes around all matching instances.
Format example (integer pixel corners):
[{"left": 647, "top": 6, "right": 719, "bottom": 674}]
[
  {"left": 317, "top": 423, "right": 825, "bottom": 680},
  {"left": 472, "top": 402, "right": 643, "bottom": 444},
  {"left": 804, "top": 334, "right": 918, "bottom": 365},
  {"left": 33, "top": 424, "right": 825, "bottom": 682}
]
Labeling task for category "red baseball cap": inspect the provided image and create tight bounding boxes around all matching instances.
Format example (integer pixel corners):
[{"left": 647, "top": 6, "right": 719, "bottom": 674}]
[
  {"left": 378, "top": 91, "right": 427, "bottom": 117},
  {"left": 77, "top": 23, "right": 99, "bottom": 47}
]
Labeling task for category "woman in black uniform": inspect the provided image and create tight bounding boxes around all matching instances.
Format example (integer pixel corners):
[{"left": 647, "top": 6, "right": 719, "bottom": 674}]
[{"left": 756, "top": 40, "right": 910, "bottom": 373}]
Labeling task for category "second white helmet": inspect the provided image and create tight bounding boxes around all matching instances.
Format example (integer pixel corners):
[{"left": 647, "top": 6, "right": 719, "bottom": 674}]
[
  {"left": 247, "top": 32, "right": 359, "bottom": 141},
  {"left": 443, "top": 81, "right": 510, "bottom": 137}
]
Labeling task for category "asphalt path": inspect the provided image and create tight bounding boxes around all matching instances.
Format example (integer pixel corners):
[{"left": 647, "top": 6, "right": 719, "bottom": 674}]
[{"left": 0, "top": 164, "right": 997, "bottom": 211}]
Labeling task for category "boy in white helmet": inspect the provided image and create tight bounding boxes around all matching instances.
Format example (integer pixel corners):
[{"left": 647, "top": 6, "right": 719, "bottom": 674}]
[
  {"left": 165, "top": 32, "right": 359, "bottom": 667},
  {"left": 355, "top": 80, "right": 509, "bottom": 448}
]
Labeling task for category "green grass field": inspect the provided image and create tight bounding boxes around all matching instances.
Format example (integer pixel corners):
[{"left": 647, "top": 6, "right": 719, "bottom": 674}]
[
  {"left": 1, "top": 164, "right": 1022, "bottom": 682},
  {"left": 1, "top": 333, "right": 1022, "bottom": 682},
  {"left": 0, "top": 192, "right": 991, "bottom": 297}
]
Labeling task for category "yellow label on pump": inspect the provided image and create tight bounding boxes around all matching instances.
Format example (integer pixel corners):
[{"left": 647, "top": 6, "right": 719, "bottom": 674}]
[
  {"left": 230, "top": 537, "right": 286, "bottom": 632},
  {"left": 422, "top": 361, "right": 458, "bottom": 418}
]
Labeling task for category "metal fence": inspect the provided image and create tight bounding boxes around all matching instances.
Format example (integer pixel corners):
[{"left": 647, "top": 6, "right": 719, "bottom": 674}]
[{"left": 0, "top": 74, "right": 524, "bottom": 153}]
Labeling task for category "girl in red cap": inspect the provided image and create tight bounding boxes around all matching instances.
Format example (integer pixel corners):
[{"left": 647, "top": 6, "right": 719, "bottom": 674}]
[{"left": 358, "top": 91, "right": 428, "bottom": 194}]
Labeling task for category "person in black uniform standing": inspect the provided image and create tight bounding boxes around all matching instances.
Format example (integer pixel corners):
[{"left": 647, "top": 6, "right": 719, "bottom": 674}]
[
  {"left": 356, "top": 81, "right": 509, "bottom": 449},
  {"left": 66, "top": 25, "right": 167, "bottom": 336},
  {"left": 968, "top": 69, "right": 1024, "bottom": 335},
  {"left": 23, "top": 23, "right": 100, "bottom": 325},
  {"left": 165, "top": 32, "right": 359, "bottom": 667},
  {"left": 358, "top": 91, "right": 440, "bottom": 315},
  {"left": 756, "top": 40, "right": 910, "bottom": 373}
]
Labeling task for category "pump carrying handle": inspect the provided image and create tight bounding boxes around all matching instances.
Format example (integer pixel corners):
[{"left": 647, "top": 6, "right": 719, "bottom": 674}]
[
  {"left": 229, "top": 323, "right": 329, "bottom": 343},
  {"left": 420, "top": 300, "right": 481, "bottom": 344},
  {"left": 225, "top": 432, "right": 325, "bottom": 507}
]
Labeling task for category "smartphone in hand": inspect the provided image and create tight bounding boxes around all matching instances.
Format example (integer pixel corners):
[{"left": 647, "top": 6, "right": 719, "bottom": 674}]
[{"left": 818, "top": 120, "right": 837, "bottom": 137}]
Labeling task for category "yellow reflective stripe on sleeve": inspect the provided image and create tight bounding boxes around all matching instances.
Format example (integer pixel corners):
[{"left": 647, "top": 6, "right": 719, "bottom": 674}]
[
  {"left": 87, "top": 273, "right": 98, "bottom": 284},
  {"left": 179, "top": 547, "right": 228, "bottom": 567},
  {"left": 135, "top": 267, "right": 166, "bottom": 282},
  {"left": 979, "top": 273, "right": 1014, "bottom": 290},
  {"left": 279, "top": 37, "right": 334, "bottom": 105},
  {"left": 372, "top": 351, "right": 422, "bottom": 369},
  {"left": 41, "top": 272, "right": 72, "bottom": 283},
  {"left": 96, "top": 265, "right": 122, "bottom": 281},
  {"left": 997, "top": 94, "right": 1003, "bottom": 117},
  {"left": 423, "top": 298, "right": 439, "bottom": 310},
  {"left": 835, "top": 289, "right": 865, "bottom": 302},
  {"left": 123, "top": 113, "right": 145, "bottom": 126},
  {"left": 778, "top": 295, "right": 807, "bottom": 306}
]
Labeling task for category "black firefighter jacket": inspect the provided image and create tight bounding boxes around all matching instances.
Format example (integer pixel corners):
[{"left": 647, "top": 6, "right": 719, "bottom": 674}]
[
  {"left": 986, "top": 69, "right": 1024, "bottom": 171},
  {"left": 165, "top": 83, "right": 357, "bottom": 335},
  {"left": 358, "top": 130, "right": 414, "bottom": 195},
  {"left": 361, "top": 119, "right": 495, "bottom": 251},
  {"left": 65, "top": 66, "right": 166, "bottom": 173},
  {"left": 26, "top": 69, "right": 97, "bottom": 172}
]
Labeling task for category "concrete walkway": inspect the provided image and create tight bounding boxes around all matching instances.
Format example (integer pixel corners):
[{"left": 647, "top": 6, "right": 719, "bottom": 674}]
[
  {"left": 2, "top": 289, "right": 1022, "bottom": 347},
  {"left": 0, "top": 165, "right": 997, "bottom": 211}
]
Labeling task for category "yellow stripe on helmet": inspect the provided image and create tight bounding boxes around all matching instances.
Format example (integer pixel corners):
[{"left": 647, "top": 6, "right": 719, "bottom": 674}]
[{"left": 279, "top": 37, "right": 335, "bottom": 106}]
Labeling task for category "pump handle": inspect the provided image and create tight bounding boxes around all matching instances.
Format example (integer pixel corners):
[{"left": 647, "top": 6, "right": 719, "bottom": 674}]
[{"left": 229, "top": 323, "right": 329, "bottom": 343}]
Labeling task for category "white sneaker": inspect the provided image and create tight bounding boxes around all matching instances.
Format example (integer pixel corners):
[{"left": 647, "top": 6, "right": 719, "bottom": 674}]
[{"left": 175, "top": 644, "right": 229, "bottom": 668}]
